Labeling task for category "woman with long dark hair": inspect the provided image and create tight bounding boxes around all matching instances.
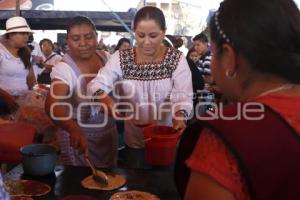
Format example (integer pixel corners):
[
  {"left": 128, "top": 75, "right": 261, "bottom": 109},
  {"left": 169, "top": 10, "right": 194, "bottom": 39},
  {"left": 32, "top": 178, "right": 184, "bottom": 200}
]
[
  {"left": 0, "top": 16, "right": 36, "bottom": 114},
  {"left": 114, "top": 37, "right": 130, "bottom": 52}
]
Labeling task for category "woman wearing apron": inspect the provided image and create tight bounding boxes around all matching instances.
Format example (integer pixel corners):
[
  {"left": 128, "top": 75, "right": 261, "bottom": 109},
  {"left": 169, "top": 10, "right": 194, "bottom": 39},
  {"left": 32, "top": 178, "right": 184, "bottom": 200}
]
[{"left": 45, "top": 16, "right": 117, "bottom": 168}]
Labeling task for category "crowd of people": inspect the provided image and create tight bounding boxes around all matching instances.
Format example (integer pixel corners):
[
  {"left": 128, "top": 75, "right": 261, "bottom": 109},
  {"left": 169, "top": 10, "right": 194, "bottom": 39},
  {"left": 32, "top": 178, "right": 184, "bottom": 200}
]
[{"left": 1, "top": 0, "right": 300, "bottom": 199}]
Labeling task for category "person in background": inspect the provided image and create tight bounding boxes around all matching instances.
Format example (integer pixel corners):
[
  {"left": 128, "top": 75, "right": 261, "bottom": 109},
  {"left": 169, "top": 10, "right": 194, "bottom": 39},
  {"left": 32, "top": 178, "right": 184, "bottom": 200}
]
[
  {"left": 186, "top": 47, "right": 200, "bottom": 64},
  {"left": 175, "top": 0, "right": 300, "bottom": 199},
  {"left": 97, "top": 38, "right": 107, "bottom": 51},
  {"left": 163, "top": 38, "right": 204, "bottom": 116},
  {"left": 61, "top": 43, "right": 69, "bottom": 55},
  {"left": 108, "top": 44, "right": 116, "bottom": 54},
  {"left": 53, "top": 42, "right": 63, "bottom": 56},
  {"left": 95, "top": 38, "right": 111, "bottom": 61},
  {"left": 193, "top": 33, "right": 212, "bottom": 84},
  {"left": 88, "top": 6, "right": 193, "bottom": 168},
  {"left": 114, "top": 38, "right": 130, "bottom": 52},
  {"left": 112, "top": 37, "right": 131, "bottom": 150},
  {"left": 179, "top": 36, "right": 189, "bottom": 56},
  {"left": 164, "top": 38, "right": 205, "bottom": 117},
  {"left": 0, "top": 16, "right": 36, "bottom": 115},
  {"left": 28, "top": 34, "right": 44, "bottom": 68},
  {"left": 45, "top": 16, "right": 118, "bottom": 167},
  {"left": 37, "top": 38, "right": 62, "bottom": 84},
  {"left": 186, "top": 47, "right": 205, "bottom": 117},
  {"left": 193, "top": 33, "right": 216, "bottom": 112}
]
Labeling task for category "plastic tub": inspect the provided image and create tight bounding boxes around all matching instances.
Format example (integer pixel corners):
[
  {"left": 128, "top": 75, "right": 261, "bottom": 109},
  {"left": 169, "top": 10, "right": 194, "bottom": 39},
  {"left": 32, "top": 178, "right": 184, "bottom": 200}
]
[{"left": 143, "top": 125, "right": 181, "bottom": 166}]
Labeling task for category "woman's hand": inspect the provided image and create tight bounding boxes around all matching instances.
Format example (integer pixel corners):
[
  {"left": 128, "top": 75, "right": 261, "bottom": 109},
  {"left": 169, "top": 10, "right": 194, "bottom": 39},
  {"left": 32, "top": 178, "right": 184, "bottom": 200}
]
[
  {"left": 173, "top": 118, "right": 187, "bottom": 134},
  {"left": 45, "top": 79, "right": 87, "bottom": 154},
  {"left": 173, "top": 110, "right": 189, "bottom": 134}
]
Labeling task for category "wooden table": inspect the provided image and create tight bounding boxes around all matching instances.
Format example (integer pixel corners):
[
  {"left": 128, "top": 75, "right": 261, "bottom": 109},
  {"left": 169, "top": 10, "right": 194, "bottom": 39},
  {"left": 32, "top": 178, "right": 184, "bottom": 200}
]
[{"left": 4, "top": 164, "right": 181, "bottom": 200}]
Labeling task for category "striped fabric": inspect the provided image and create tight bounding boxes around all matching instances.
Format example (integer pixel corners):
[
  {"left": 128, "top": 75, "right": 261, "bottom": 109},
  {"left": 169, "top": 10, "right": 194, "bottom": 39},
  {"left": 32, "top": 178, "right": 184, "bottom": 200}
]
[{"left": 195, "top": 52, "right": 212, "bottom": 76}]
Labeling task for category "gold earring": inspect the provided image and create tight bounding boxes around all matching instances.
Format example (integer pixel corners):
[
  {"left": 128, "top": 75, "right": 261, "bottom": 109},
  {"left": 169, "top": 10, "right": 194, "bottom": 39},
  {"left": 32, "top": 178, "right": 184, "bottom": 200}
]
[{"left": 225, "top": 71, "right": 237, "bottom": 79}]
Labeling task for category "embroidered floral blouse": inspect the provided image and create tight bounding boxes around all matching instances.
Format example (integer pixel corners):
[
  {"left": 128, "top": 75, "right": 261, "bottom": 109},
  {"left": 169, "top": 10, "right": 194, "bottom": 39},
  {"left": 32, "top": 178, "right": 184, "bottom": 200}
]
[{"left": 88, "top": 48, "right": 193, "bottom": 148}]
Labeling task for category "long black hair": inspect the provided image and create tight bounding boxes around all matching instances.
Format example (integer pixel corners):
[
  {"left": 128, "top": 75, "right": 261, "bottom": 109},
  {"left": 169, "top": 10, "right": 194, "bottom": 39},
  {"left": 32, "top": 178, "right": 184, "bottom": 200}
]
[
  {"left": 4, "top": 33, "right": 31, "bottom": 70},
  {"left": 209, "top": 0, "right": 300, "bottom": 84}
]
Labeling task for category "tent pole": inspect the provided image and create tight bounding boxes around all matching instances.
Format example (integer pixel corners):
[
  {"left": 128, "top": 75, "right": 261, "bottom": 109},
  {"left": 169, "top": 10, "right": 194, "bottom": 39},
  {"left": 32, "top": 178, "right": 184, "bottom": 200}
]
[
  {"left": 100, "top": 0, "right": 133, "bottom": 36},
  {"left": 16, "top": 0, "right": 20, "bottom": 16}
]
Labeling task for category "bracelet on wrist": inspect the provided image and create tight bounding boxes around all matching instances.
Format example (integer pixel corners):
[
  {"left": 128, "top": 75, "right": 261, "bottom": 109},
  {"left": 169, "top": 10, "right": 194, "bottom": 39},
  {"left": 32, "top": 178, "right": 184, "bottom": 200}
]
[
  {"left": 92, "top": 89, "right": 105, "bottom": 101},
  {"left": 175, "top": 110, "right": 189, "bottom": 118}
]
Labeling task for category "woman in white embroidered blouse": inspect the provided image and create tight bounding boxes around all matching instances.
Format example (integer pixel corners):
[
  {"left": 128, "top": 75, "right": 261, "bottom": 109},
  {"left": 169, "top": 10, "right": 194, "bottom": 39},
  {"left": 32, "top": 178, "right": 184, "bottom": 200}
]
[{"left": 88, "top": 6, "right": 193, "bottom": 166}]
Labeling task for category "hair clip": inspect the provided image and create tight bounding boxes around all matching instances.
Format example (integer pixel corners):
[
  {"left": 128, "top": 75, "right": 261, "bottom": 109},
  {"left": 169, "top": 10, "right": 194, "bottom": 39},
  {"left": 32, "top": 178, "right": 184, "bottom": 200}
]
[{"left": 214, "top": 11, "right": 232, "bottom": 45}]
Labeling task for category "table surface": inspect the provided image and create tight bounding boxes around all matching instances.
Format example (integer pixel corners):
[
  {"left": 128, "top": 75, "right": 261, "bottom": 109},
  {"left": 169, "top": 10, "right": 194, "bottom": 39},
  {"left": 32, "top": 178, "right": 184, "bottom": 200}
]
[{"left": 4, "top": 165, "right": 181, "bottom": 200}]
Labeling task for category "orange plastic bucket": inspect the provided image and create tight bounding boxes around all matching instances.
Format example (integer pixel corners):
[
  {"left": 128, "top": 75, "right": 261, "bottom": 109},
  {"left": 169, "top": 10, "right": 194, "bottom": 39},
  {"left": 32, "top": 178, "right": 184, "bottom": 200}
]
[{"left": 143, "top": 125, "right": 181, "bottom": 165}]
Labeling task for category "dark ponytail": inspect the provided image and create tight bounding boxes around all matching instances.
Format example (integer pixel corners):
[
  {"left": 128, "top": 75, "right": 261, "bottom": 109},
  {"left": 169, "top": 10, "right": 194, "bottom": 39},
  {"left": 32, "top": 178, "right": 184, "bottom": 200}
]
[
  {"left": 18, "top": 46, "right": 32, "bottom": 70},
  {"left": 4, "top": 33, "right": 32, "bottom": 70},
  {"left": 209, "top": 0, "right": 300, "bottom": 84}
]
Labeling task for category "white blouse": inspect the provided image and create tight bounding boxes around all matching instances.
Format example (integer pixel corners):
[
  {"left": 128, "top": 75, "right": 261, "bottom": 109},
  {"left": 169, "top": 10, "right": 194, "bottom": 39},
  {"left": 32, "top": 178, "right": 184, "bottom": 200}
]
[
  {"left": 44, "top": 52, "right": 62, "bottom": 66},
  {"left": 0, "top": 43, "right": 28, "bottom": 96},
  {"left": 50, "top": 62, "right": 77, "bottom": 91},
  {"left": 33, "top": 52, "right": 62, "bottom": 77},
  {"left": 88, "top": 48, "right": 193, "bottom": 148}
]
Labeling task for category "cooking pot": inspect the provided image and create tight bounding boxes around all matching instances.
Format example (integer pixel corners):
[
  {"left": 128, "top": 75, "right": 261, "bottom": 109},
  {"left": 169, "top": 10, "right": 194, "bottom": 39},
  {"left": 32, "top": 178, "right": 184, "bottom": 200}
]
[{"left": 20, "top": 144, "right": 57, "bottom": 176}]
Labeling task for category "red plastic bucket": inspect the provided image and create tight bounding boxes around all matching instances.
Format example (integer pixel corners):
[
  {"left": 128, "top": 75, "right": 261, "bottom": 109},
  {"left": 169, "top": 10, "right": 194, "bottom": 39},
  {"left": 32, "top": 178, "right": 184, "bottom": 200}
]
[{"left": 143, "top": 125, "right": 181, "bottom": 166}]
